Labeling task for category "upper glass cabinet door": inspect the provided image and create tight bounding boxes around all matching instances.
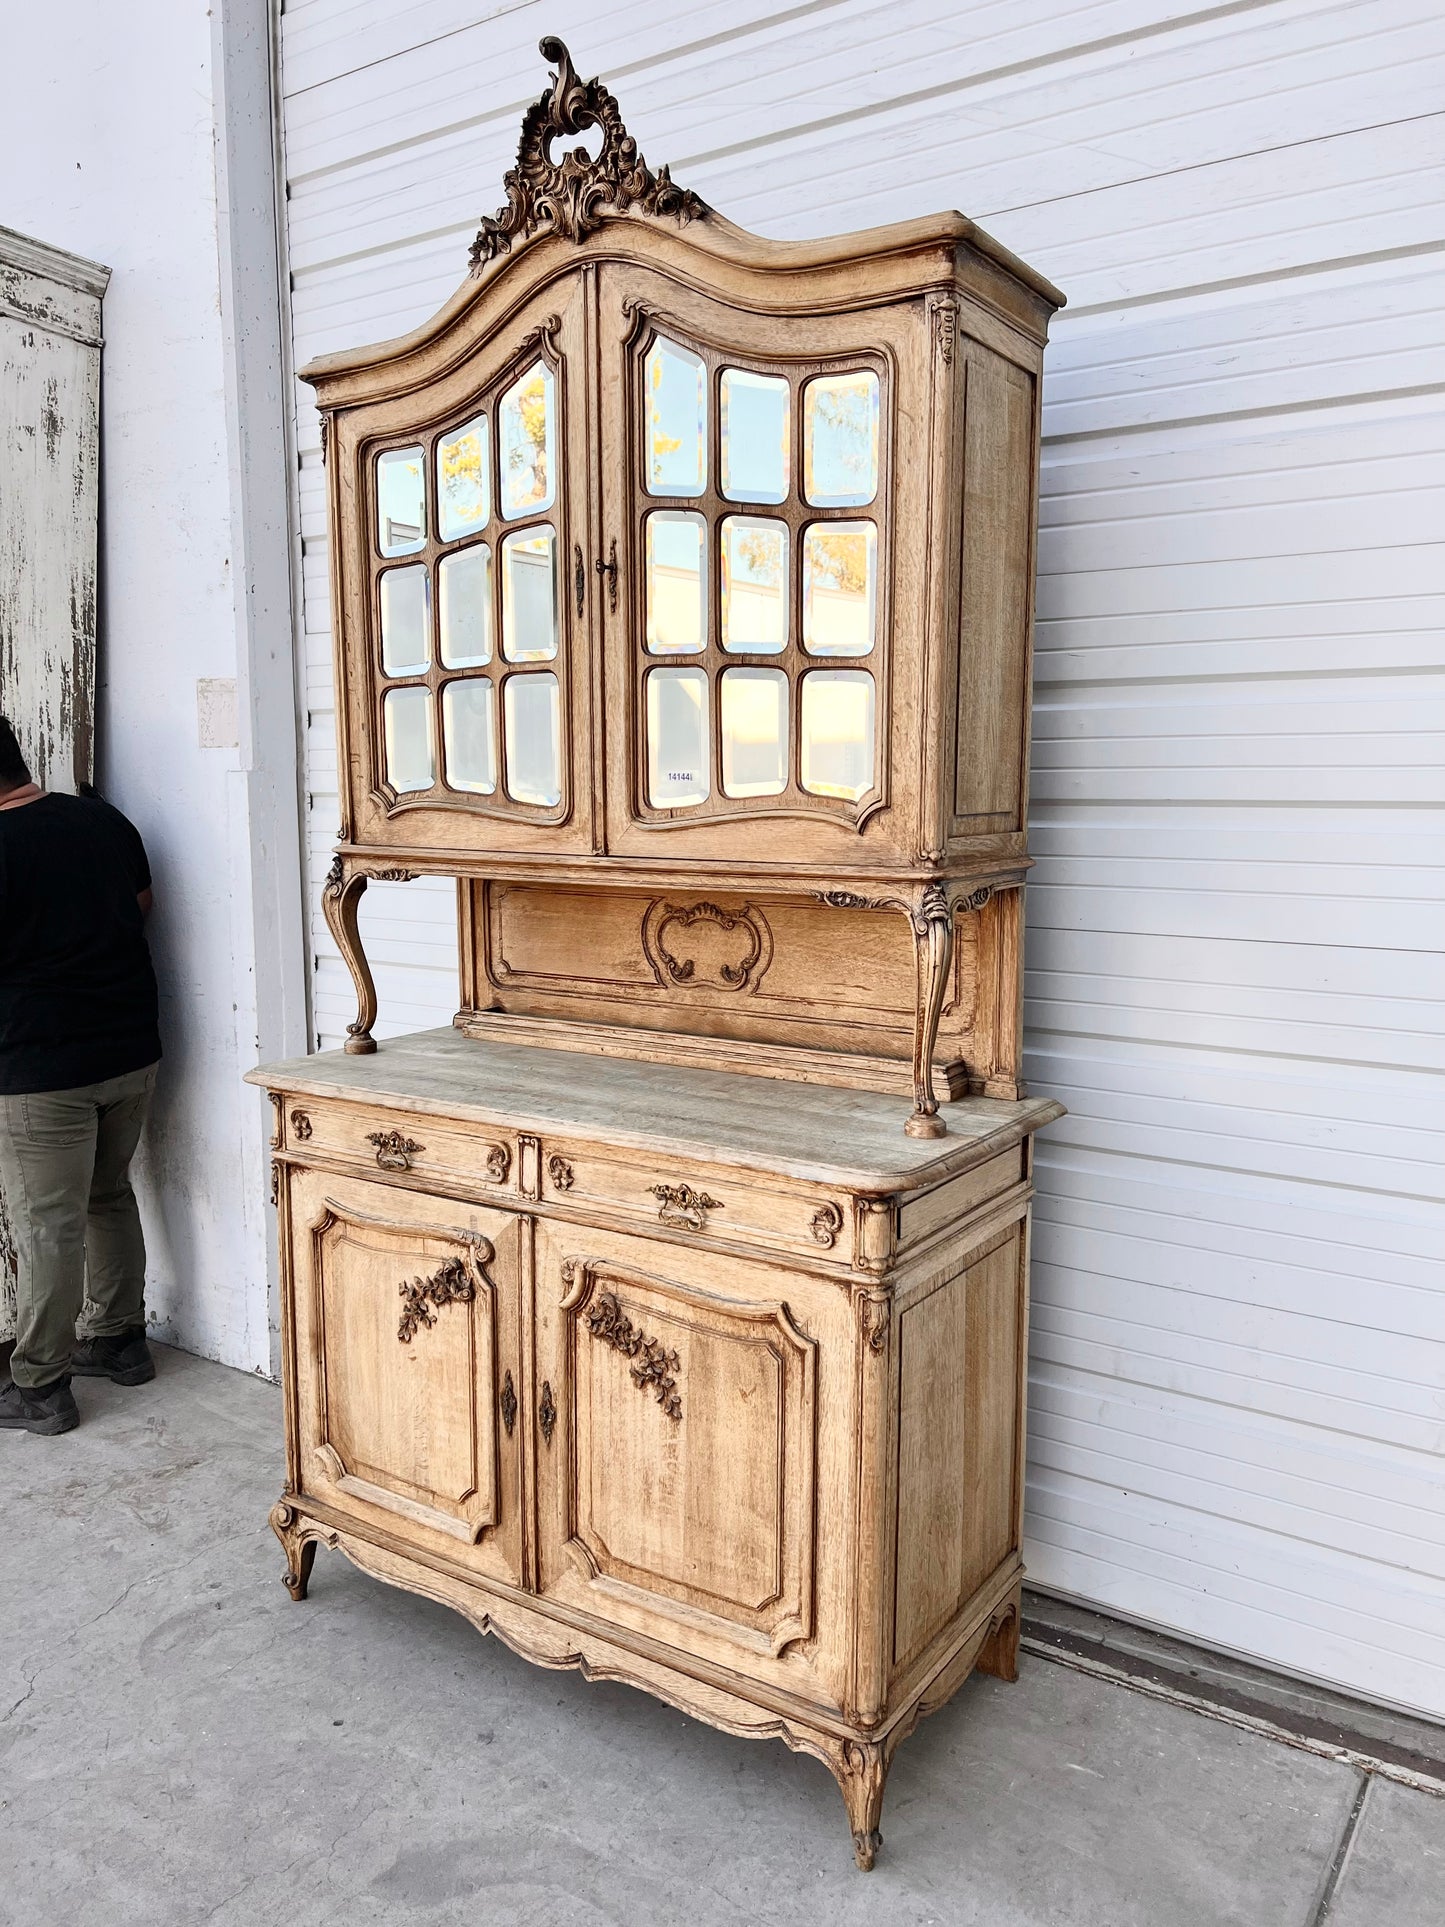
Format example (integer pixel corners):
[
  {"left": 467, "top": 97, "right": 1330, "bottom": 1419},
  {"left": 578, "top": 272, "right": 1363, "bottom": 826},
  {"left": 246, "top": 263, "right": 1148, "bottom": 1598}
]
[
  {"left": 364, "top": 318, "right": 577, "bottom": 833},
  {"left": 617, "top": 309, "right": 887, "bottom": 831}
]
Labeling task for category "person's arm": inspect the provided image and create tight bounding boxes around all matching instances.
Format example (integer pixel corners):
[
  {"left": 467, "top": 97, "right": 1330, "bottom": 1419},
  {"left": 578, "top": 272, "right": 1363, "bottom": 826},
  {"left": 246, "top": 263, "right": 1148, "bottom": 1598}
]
[{"left": 137, "top": 887, "right": 153, "bottom": 918}]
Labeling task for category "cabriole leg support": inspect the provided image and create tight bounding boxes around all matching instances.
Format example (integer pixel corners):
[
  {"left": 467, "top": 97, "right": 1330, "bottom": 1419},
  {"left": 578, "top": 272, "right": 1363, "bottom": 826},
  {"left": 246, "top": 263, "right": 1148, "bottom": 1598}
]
[
  {"left": 269, "top": 1502, "right": 317, "bottom": 1602},
  {"left": 905, "top": 884, "right": 954, "bottom": 1139},
  {"left": 835, "top": 1738, "right": 890, "bottom": 1871},
  {"left": 321, "top": 855, "right": 377, "bottom": 1055}
]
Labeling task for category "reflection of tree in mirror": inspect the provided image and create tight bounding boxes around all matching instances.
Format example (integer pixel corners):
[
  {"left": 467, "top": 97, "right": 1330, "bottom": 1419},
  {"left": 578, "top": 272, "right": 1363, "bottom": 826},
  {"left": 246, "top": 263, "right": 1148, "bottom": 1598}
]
[
  {"left": 735, "top": 527, "right": 784, "bottom": 585},
  {"left": 812, "top": 389, "right": 871, "bottom": 476},
  {"left": 808, "top": 528, "right": 869, "bottom": 593},
  {"left": 650, "top": 359, "right": 682, "bottom": 459},
  {"left": 510, "top": 376, "right": 549, "bottom": 497},
  {"left": 441, "top": 428, "right": 486, "bottom": 525}
]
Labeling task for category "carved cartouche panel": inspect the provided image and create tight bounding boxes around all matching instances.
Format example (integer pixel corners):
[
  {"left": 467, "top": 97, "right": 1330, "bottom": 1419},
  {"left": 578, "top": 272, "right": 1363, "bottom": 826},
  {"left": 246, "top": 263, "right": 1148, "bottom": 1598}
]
[{"left": 641, "top": 898, "right": 774, "bottom": 994}]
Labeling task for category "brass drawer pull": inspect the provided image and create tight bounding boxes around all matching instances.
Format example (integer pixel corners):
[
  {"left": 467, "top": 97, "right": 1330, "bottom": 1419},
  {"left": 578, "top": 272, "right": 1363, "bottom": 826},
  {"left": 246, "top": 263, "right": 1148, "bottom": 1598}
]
[
  {"left": 649, "top": 1182, "right": 721, "bottom": 1232},
  {"left": 368, "top": 1129, "right": 424, "bottom": 1172}
]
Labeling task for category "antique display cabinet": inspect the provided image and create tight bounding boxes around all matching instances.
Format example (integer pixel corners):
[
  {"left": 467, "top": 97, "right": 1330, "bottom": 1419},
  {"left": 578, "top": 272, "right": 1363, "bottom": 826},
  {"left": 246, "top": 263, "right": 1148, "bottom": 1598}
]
[{"left": 251, "top": 40, "right": 1064, "bottom": 1869}]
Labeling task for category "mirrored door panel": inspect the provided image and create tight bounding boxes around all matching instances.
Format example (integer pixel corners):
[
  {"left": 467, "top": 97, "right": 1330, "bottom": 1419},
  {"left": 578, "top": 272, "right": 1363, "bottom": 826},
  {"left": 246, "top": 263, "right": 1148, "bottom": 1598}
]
[
  {"left": 598, "top": 265, "right": 926, "bottom": 865},
  {"left": 338, "top": 278, "right": 595, "bottom": 855}
]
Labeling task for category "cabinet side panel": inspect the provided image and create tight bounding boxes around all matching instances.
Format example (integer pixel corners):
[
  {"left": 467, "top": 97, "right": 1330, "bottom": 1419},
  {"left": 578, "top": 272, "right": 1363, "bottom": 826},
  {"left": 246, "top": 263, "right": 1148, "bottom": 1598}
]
[
  {"left": 960, "top": 1232, "right": 1023, "bottom": 1599},
  {"left": 952, "top": 351, "right": 1038, "bottom": 831},
  {"left": 892, "top": 1226, "right": 1024, "bottom": 1671},
  {"left": 892, "top": 1275, "right": 969, "bottom": 1668}
]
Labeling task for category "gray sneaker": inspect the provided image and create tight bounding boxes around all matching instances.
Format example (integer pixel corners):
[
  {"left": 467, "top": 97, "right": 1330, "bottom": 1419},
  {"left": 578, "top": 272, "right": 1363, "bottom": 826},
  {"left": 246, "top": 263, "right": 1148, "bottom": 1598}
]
[{"left": 0, "top": 1375, "right": 80, "bottom": 1435}]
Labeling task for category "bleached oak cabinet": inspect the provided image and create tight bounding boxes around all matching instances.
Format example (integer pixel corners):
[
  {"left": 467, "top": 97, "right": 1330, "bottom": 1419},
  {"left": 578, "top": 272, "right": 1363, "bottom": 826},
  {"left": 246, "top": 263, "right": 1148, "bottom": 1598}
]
[{"left": 252, "top": 40, "right": 1063, "bottom": 1868}]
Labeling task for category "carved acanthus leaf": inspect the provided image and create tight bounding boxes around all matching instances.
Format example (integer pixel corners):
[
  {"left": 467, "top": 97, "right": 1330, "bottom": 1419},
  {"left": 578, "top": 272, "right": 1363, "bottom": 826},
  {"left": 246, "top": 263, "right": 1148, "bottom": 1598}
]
[{"left": 469, "top": 38, "right": 706, "bottom": 270}]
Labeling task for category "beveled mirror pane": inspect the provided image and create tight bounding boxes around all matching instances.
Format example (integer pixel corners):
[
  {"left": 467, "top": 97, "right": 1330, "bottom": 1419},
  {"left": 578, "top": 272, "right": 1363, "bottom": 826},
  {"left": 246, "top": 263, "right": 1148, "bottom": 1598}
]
[
  {"left": 800, "top": 669, "right": 875, "bottom": 800},
  {"left": 645, "top": 511, "right": 706, "bottom": 654},
  {"left": 501, "top": 526, "right": 558, "bottom": 662},
  {"left": 503, "top": 673, "right": 562, "bottom": 806},
  {"left": 803, "top": 369, "right": 880, "bottom": 507},
  {"left": 437, "top": 414, "right": 490, "bottom": 543},
  {"left": 383, "top": 685, "right": 434, "bottom": 793},
  {"left": 721, "top": 667, "right": 788, "bottom": 797},
  {"left": 802, "top": 521, "right": 877, "bottom": 657},
  {"left": 442, "top": 679, "right": 496, "bottom": 794},
  {"left": 376, "top": 445, "right": 426, "bottom": 556},
  {"left": 720, "top": 369, "right": 789, "bottom": 504},
  {"left": 438, "top": 544, "right": 492, "bottom": 668},
  {"left": 379, "top": 565, "right": 430, "bottom": 676},
  {"left": 721, "top": 516, "right": 787, "bottom": 654},
  {"left": 498, "top": 362, "right": 556, "bottom": 519},
  {"left": 646, "top": 666, "right": 709, "bottom": 807},
  {"left": 645, "top": 337, "right": 706, "bottom": 497}
]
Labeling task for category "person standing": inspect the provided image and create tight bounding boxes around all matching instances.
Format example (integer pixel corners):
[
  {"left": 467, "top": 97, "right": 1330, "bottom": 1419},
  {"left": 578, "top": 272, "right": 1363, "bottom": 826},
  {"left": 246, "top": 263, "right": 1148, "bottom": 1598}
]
[{"left": 0, "top": 715, "right": 162, "bottom": 1435}]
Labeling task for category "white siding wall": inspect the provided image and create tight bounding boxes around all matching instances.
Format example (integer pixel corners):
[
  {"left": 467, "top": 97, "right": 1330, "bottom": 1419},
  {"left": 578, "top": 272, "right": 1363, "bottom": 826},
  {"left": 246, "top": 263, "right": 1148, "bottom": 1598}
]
[
  {"left": 2, "top": 0, "right": 306, "bottom": 1375},
  {"left": 275, "top": 0, "right": 1445, "bottom": 1713}
]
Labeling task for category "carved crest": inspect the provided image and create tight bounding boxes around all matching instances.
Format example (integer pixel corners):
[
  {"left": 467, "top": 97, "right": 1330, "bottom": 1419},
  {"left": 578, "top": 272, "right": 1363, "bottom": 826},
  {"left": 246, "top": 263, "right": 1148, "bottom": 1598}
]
[{"left": 470, "top": 38, "right": 706, "bottom": 270}]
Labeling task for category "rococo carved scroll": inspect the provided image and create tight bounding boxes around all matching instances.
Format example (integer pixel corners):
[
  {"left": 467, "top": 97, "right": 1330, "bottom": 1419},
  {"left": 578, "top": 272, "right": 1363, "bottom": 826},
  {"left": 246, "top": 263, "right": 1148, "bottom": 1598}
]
[
  {"left": 470, "top": 38, "right": 705, "bottom": 270},
  {"left": 642, "top": 898, "right": 773, "bottom": 992}
]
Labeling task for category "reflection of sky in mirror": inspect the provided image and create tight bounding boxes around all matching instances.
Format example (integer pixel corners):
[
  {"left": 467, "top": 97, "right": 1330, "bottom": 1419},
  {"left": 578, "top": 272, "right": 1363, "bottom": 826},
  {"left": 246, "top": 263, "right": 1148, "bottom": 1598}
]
[
  {"left": 805, "top": 371, "right": 879, "bottom": 507},
  {"left": 647, "top": 339, "right": 706, "bottom": 495},
  {"left": 721, "top": 370, "right": 789, "bottom": 503},
  {"left": 650, "top": 513, "right": 703, "bottom": 574}
]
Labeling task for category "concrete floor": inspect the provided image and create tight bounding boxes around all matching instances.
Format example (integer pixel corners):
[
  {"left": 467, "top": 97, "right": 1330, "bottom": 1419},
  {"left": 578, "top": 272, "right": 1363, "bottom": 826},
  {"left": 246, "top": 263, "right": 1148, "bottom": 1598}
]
[{"left": 3, "top": 1347, "right": 1443, "bottom": 1927}]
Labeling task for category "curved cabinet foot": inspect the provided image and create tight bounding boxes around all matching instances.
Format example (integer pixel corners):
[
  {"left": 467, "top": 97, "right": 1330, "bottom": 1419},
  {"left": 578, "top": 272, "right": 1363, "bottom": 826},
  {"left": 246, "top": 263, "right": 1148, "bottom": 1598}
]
[
  {"left": 975, "top": 1597, "right": 1021, "bottom": 1682},
  {"left": 270, "top": 1501, "right": 318, "bottom": 1602},
  {"left": 904, "top": 884, "right": 955, "bottom": 1138},
  {"left": 833, "top": 1737, "right": 889, "bottom": 1871},
  {"left": 321, "top": 854, "right": 378, "bottom": 1054}
]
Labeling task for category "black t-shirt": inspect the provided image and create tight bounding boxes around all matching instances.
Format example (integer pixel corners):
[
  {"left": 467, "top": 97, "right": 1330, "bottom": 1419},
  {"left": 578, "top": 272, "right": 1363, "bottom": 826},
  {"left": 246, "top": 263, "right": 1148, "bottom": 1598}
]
[{"left": 0, "top": 793, "right": 162, "bottom": 1094}]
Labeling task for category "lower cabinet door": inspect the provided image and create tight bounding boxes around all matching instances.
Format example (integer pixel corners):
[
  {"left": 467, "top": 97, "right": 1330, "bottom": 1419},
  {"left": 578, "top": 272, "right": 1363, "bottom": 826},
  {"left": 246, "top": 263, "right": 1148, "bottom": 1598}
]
[
  {"left": 287, "top": 1169, "right": 523, "bottom": 1586},
  {"left": 533, "top": 1219, "right": 853, "bottom": 1708}
]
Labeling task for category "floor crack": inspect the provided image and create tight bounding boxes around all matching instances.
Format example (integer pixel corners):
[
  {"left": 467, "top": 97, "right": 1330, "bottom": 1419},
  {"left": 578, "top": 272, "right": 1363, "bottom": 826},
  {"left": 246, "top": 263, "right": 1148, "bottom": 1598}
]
[{"left": 1306, "top": 1772, "right": 1372, "bottom": 1927}]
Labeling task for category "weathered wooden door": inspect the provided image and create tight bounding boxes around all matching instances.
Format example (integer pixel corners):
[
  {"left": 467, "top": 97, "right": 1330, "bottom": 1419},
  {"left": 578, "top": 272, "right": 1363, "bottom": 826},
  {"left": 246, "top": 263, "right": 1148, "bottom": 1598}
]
[{"left": 0, "top": 224, "right": 108, "bottom": 1345}]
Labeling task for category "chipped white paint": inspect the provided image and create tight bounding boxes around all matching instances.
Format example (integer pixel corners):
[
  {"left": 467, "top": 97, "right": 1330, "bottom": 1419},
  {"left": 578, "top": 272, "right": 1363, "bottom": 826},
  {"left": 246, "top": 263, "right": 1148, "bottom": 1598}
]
[
  {"left": 196, "top": 677, "right": 240, "bottom": 749},
  {"left": 0, "top": 226, "right": 109, "bottom": 1344},
  {"left": 0, "top": 225, "right": 108, "bottom": 793}
]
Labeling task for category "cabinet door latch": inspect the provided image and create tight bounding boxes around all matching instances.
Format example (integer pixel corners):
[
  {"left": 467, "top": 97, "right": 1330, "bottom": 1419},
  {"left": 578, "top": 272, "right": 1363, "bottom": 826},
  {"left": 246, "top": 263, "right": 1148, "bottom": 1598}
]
[{"left": 595, "top": 538, "right": 618, "bottom": 612}]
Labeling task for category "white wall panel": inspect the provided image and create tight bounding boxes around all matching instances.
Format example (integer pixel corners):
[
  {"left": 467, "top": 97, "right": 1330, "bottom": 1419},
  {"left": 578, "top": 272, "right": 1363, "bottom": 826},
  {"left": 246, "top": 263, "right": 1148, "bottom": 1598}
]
[{"left": 275, "top": 0, "right": 1445, "bottom": 1713}]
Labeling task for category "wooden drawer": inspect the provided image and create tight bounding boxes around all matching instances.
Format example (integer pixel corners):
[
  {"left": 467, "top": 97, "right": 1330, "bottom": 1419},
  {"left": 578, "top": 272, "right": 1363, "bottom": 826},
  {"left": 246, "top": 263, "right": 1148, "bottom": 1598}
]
[
  {"left": 895, "top": 1147, "right": 1026, "bottom": 1251},
  {"left": 538, "top": 1137, "right": 852, "bottom": 1263},
  {"left": 281, "top": 1098, "right": 516, "bottom": 1199}
]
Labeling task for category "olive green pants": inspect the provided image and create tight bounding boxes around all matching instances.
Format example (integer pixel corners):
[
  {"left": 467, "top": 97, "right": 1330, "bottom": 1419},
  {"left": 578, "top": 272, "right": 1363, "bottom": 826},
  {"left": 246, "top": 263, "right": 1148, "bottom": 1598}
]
[{"left": 0, "top": 1063, "right": 157, "bottom": 1388}]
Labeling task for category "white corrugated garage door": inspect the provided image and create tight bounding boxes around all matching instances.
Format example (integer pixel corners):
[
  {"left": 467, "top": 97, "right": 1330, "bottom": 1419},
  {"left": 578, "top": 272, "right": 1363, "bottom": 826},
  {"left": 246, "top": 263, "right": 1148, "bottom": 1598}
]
[{"left": 275, "top": 0, "right": 1445, "bottom": 1715}]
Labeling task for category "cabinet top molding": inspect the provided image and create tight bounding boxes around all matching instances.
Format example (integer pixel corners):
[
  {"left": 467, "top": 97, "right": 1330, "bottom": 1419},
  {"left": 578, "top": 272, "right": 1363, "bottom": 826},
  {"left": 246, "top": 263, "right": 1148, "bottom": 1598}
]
[
  {"left": 468, "top": 37, "right": 707, "bottom": 269},
  {"left": 299, "top": 42, "right": 1062, "bottom": 398}
]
